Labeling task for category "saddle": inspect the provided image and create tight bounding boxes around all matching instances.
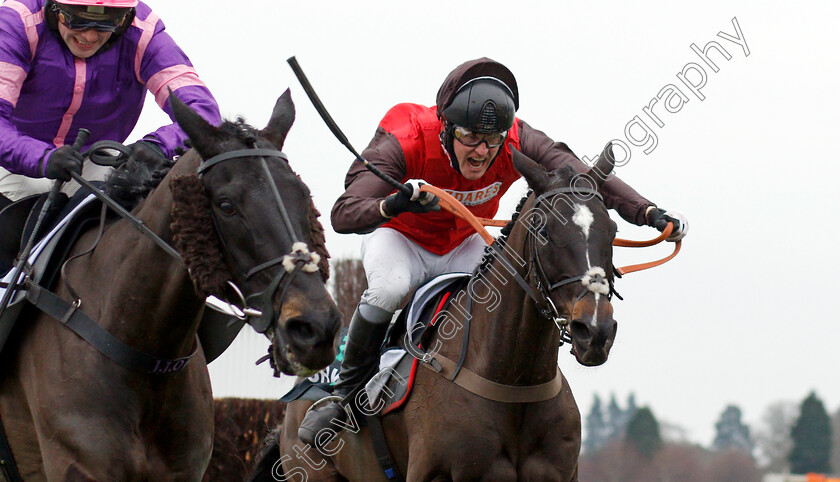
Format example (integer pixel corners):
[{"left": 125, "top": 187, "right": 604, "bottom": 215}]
[
  {"left": 0, "top": 188, "right": 243, "bottom": 364},
  {"left": 0, "top": 191, "right": 93, "bottom": 353},
  {"left": 370, "top": 273, "right": 470, "bottom": 415},
  {"left": 0, "top": 193, "right": 68, "bottom": 272},
  {"left": 279, "top": 273, "right": 471, "bottom": 417}
]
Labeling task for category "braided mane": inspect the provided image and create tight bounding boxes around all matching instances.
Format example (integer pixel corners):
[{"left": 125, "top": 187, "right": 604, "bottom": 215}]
[
  {"left": 169, "top": 118, "right": 330, "bottom": 296},
  {"left": 104, "top": 151, "right": 177, "bottom": 211}
]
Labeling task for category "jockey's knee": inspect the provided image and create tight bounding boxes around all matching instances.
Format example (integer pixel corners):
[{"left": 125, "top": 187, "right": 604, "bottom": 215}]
[
  {"left": 359, "top": 280, "right": 410, "bottom": 319},
  {"left": 357, "top": 303, "right": 393, "bottom": 325},
  {"left": 0, "top": 169, "right": 51, "bottom": 202}
]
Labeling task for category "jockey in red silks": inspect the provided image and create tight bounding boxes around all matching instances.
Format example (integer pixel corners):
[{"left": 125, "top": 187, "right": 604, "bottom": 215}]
[
  {"left": 298, "top": 57, "right": 689, "bottom": 445},
  {"left": 0, "top": 0, "right": 220, "bottom": 201}
]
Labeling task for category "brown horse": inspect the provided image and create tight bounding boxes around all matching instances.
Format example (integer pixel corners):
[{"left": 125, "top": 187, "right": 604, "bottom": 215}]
[
  {"left": 0, "top": 90, "right": 342, "bottom": 480},
  {"left": 252, "top": 147, "right": 619, "bottom": 481}
]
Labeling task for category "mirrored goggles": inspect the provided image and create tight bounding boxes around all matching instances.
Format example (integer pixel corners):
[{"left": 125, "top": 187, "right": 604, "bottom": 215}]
[
  {"left": 54, "top": 5, "right": 129, "bottom": 32},
  {"left": 453, "top": 126, "right": 507, "bottom": 148}
]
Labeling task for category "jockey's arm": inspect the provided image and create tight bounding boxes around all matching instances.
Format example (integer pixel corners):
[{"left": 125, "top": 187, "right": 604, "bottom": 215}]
[
  {"left": 0, "top": 5, "right": 51, "bottom": 178},
  {"left": 331, "top": 127, "right": 408, "bottom": 234},
  {"left": 516, "top": 119, "right": 655, "bottom": 227},
  {"left": 133, "top": 18, "right": 221, "bottom": 159}
]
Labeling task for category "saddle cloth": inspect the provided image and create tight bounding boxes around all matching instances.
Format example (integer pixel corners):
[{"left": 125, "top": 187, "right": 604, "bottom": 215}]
[
  {"left": 0, "top": 194, "right": 97, "bottom": 353},
  {"left": 0, "top": 190, "right": 244, "bottom": 364},
  {"left": 280, "top": 274, "right": 470, "bottom": 416}
]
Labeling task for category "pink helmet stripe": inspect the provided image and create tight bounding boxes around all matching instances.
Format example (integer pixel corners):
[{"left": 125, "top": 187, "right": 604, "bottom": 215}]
[
  {"left": 53, "top": 0, "right": 139, "bottom": 6},
  {"left": 0, "top": 61, "right": 27, "bottom": 107},
  {"left": 53, "top": 58, "right": 87, "bottom": 147},
  {"left": 146, "top": 65, "right": 206, "bottom": 108},
  {"left": 132, "top": 11, "right": 159, "bottom": 82},
  {"left": 3, "top": 1, "right": 44, "bottom": 61}
]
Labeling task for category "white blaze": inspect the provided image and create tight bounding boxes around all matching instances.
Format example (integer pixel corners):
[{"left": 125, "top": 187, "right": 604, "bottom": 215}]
[
  {"left": 572, "top": 204, "right": 594, "bottom": 239},
  {"left": 572, "top": 204, "right": 606, "bottom": 327}
]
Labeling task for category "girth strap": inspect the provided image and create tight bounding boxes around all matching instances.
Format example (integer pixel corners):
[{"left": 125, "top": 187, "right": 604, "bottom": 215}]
[
  {"left": 421, "top": 354, "right": 563, "bottom": 403},
  {"left": 25, "top": 283, "right": 197, "bottom": 375},
  {"left": 366, "top": 414, "right": 405, "bottom": 481}
]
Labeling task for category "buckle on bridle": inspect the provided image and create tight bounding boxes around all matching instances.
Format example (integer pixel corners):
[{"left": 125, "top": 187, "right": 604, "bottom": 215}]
[{"left": 205, "top": 281, "right": 263, "bottom": 322}]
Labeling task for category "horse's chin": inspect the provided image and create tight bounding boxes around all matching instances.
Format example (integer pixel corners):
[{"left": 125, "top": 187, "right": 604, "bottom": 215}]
[
  {"left": 570, "top": 343, "right": 610, "bottom": 367},
  {"left": 269, "top": 341, "right": 321, "bottom": 377},
  {"left": 264, "top": 315, "right": 340, "bottom": 376}
]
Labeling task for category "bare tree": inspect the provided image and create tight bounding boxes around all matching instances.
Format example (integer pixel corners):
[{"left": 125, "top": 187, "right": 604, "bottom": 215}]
[
  {"left": 754, "top": 401, "right": 797, "bottom": 472},
  {"left": 707, "top": 449, "right": 761, "bottom": 482},
  {"left": 330, "top": 258, "right": 368, "bottom": 323},
  {"left": 653, "top": 443, "right": 711, "bottom": 482}
]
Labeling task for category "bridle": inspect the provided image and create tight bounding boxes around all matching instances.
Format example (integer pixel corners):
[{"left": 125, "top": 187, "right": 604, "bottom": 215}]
[
  {"left": 492, "top": 186, "right": 616, "bottom": 344},
  {"left": 197, "top": 148, "right": 321, "bottom": 334}
]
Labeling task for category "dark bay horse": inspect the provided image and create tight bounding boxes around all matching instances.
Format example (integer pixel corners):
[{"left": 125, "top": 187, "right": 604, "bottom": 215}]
[
  {"left": 253, "top": 148, "right": 619, "bottom": 481},
  {"left": 0, "top": 90, "right": 341, "bottom": 480}
]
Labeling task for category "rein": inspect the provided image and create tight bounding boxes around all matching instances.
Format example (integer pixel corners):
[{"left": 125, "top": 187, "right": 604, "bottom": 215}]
[
  {"left": 197, "top": 148, "right": 321, "bottom": 337},
  {"left": 414, "top": 182, "right": 682, "bottom": 404},
  {"left": 419, "top": 183, "right": 681, "bottom": 275},
  {"left": 14, "top": 143, "right": 316, "bottom": 375}
]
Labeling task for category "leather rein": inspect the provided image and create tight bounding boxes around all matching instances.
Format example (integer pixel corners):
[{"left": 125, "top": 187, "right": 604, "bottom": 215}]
[
  {"left": 419, "top": 183, "right": 681, "bottom": 275},
  {"left": 18, "top": 144, "right": 315, "bottom": 375},
  {"left": 414, "top": 183, "right": 682, "bottom": 403}
]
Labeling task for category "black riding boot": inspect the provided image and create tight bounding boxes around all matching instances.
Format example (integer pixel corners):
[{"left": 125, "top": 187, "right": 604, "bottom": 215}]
[{"left": 298, "top": 306, "right": 389, "bottom": 446}]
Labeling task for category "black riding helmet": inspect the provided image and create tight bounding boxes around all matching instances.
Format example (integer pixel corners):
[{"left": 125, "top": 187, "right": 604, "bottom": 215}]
[
  {"left": 441, "top": 77, "right": 517, "bottom": 134},
  {"left": 435, "top": 58, "right": 519, "bottom": 174}
]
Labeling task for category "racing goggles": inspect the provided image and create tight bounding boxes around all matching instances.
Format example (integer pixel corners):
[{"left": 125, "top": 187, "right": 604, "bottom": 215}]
[
  {"left": 53, "top": 4, "right": 130, "bottom": 32},
  {"left": 453, "top": 126, "right": 507, "bottom": 149}
]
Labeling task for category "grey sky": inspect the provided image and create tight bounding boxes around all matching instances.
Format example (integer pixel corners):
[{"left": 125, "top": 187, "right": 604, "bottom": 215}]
[{"left": 128, "top": 0, "right": 840, "bottom": 446}]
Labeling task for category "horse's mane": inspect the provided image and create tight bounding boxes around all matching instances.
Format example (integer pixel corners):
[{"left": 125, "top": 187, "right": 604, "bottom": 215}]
[
  {"left": 169, "top": 118, "right": 330, "bottom": 297},
  {"left": 476, "top": 190, "right": 530, "bottom": 274},
  {"left": 104, "top": 151, "right": 177, "bottom": 211}
]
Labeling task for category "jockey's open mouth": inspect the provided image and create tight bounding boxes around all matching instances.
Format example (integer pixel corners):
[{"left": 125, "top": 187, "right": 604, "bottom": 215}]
[{"left": 465, "top": 156, "right": 489, "bottom": 173}]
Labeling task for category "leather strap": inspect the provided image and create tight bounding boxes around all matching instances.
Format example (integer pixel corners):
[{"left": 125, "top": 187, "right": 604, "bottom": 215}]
[
  {"left": 421, "top": 354, "right": 563, "bottom": 404},
  {"left": 25, "top": 283, "right": 197, "bottom": 375},
  {"left": 366, "top": 415, "right": 404, "bottom": 481},
  {"left": 419, "top": 183, "right": 681, "bottom": 275}
]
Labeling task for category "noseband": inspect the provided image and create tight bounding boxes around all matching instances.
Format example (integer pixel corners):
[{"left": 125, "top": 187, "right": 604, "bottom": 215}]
[{"left": 198, "top": 148, "right": 320, "bottom": 334}]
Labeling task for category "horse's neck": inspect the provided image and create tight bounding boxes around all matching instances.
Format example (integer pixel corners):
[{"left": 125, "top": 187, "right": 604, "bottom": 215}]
[
  {"left": 81, "top": 153, "right": 204, "bottom": 358},
  {"left": 453, "top": 219, "right": 562, "bottom": 385}
]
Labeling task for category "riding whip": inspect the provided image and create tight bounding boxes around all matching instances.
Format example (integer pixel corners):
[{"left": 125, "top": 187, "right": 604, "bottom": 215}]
[
  {"left": 286, "top": 56, "right": 412, "bottom": 197},
  {"left": 0, "top": 129, "right": 90, "bottom": 320}
]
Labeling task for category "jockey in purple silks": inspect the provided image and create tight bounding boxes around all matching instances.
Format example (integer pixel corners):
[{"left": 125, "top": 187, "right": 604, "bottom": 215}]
[{"left": 0, "top": 0, "right": 221, "bottom": 202}]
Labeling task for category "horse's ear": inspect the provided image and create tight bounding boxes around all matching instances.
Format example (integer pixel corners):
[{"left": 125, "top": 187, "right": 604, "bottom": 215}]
[
  {"left": 170, "top": 90, "right": 225, "bottom": 159},
  {"left": 512, "top": 147, "right": 550, "bottom": 193},
  {"left": 586, "top": 142, "right": 616, "bottom": 189},
  {"left": 261, "top": 89, "right": 295, "bottom": 150}
]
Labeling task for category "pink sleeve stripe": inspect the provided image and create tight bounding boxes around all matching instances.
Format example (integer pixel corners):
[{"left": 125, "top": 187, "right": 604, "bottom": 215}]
[
  {"left": 146, "top": 65, "right": 206, "bottom": 108},
  {"left": 0, "top": 61, "right": 26, "bottom": 107},
  {"left": 3, "top": 1, "right": 44, "bottom": 61},
  {"left": 52, "top": 58, "right": 86, "bottom": 148},
  {"left": 132, "top": 11, "right": 160, "bottom": 83}
]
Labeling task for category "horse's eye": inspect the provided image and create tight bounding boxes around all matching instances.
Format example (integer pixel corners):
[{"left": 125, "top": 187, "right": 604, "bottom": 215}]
[
  {"left": 218, "top": 200, "right": 235, "bottom": 216},
  {"left": 539, "top": 228, "right": 549, "bottom": 238}
]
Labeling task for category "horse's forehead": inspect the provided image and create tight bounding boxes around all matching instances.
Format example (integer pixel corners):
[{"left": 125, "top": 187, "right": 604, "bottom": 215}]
[{"left": 572, "top": 204, "right": 595, "bottom": 238}]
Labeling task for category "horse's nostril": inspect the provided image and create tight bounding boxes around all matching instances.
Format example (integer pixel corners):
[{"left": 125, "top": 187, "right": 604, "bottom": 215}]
[
  {"left": 569, "top": 320, "right": 592, "bottom": 343},
  {"left": 286, "top": 318, "right": 317, "bottom": 344}
]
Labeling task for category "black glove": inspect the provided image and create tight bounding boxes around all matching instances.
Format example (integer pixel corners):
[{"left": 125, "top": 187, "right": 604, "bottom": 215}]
[
  {"left": 381, "top": 181, "right": 441, "bottom": 218},
  {"left": 43, "top": 145, "right": 83, "bottom": 181},
  {"left": 646, "top": 207, "right": 688, "bottom": 241},
  {"left": 128, "top": 140, "right": 167, "bottom": 166}
]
